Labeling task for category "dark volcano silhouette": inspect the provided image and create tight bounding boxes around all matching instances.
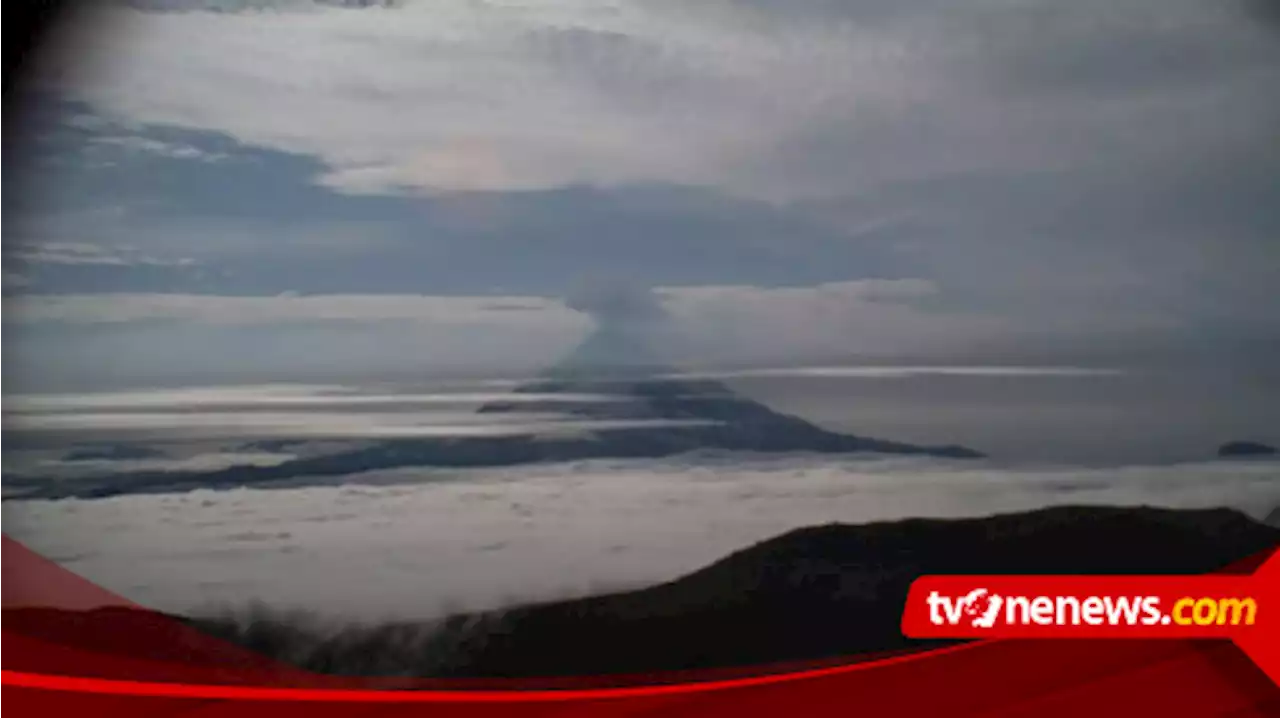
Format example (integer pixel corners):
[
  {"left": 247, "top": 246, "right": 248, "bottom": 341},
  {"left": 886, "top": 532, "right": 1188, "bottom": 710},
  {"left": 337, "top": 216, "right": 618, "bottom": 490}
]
[
  {"left": 5, "top": 323, "right": 980, "bottom": 500},
  {"left": 472, "top": 320, "right": 983, "bottom": 458}
]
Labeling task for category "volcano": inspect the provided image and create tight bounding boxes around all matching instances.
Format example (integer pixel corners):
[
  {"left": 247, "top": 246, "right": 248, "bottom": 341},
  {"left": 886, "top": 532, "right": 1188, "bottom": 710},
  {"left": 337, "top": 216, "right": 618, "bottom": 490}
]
[
  {"left": 472, "top": 323, "right": 983, "bottom": 459},
  {"left": 6, "top": 323, "right": 981, "bottom": 500}
]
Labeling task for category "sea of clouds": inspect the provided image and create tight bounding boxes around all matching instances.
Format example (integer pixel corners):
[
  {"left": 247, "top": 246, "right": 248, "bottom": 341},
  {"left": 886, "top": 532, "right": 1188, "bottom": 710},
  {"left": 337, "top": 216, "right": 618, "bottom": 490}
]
[{"left": 5, "top": 454, "right": 1277, "bottom": 621}]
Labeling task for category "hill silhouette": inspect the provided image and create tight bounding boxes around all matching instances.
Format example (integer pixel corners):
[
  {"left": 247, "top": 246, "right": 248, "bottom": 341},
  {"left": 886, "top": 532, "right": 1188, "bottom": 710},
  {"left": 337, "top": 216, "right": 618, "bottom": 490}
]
[
  {"left": 167, "top": 505, "right": 1278, "bottom": 678},
  {"left": 1218, "top": 441, "right": 1278, "bottom": 458}
]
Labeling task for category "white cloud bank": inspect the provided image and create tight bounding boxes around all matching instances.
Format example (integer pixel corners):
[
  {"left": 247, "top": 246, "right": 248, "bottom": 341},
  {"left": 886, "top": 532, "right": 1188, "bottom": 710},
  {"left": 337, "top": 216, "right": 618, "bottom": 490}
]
[
  {"left": 91, "top": 134, "right": 230, "bottom": 162},
  {"left": 3, "top": 280, "right": 1025, "bottom": 387},
  {"left": 8, "top": 242, "right": 198, "bottom": 267},
  {"left": 5, "top": 454, "right": 1278, "bottom": 618}
]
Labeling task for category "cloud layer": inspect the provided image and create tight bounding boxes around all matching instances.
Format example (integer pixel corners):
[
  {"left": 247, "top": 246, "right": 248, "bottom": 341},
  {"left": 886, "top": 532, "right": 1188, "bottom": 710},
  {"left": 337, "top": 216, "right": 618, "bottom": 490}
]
[
  {"left": 6, "top": 454, "right": 1278, "bottom": 618},
  {"left": 38, "top": 0, "right": 1279, "bottom": 201},
  {"left": 4, "top": 0, "right": 1278, "bottom": 392},
  {"left": 2, "top": 280, "right": 1026, "bottom": 388}
]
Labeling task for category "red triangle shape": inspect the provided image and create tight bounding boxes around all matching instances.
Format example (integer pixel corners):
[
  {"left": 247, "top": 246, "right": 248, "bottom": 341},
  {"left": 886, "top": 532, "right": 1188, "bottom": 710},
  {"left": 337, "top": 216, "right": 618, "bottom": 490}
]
[{"left": 3, "top": 535, "right": 136, "bottom": 611}]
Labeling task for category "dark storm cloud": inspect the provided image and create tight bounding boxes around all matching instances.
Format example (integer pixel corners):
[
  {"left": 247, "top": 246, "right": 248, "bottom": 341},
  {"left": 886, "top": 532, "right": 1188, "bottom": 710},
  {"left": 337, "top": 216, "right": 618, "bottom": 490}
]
[
  {"left": 1247, "top": 0, "right": 1280, "bottom": 32},
  {"left": 5, "top": 101, "right": 904, "bottom": 295},
  {"left": 951, "top": 2, "right": 1280, "bottom": 117}
]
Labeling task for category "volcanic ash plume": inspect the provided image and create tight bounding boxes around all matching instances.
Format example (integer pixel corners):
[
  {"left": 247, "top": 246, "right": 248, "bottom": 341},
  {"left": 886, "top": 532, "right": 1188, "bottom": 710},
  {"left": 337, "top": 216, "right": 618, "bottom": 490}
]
[{"left": 558, "top": 279, "right": 676, "bottom": 376}]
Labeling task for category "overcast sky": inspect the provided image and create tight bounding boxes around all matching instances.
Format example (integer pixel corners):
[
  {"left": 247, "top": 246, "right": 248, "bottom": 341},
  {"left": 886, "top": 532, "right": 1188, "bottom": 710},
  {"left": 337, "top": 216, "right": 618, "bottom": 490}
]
[{"left": 4, "top": 0, "right": 1279, "bottom": 390}]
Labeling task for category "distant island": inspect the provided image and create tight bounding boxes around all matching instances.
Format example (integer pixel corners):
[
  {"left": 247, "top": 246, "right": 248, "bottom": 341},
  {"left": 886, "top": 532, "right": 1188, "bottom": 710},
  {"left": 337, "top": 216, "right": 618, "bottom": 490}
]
[
  {"left": 1217, "top": 441, "right": 1277, "bottom": 458},
  {"left": 5, "top": 325, "right": 982, "bottom": 500}
]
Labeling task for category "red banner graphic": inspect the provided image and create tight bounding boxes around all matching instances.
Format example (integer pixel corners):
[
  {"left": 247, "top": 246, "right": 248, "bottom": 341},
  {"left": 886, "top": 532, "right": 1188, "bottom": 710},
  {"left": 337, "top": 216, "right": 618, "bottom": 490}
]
[{"left": 4, "top": 535, "right": 1279, "bottom": 715}]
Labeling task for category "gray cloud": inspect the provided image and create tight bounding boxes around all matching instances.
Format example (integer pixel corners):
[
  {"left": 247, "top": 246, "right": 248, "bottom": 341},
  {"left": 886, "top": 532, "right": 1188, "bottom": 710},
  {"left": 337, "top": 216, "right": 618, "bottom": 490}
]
[
  {"left": 28, "top": 0, "right": 1277, "bottom": 199},
  {"left": 118, "top": 0, "right": 405, "bottom": 11},
  {"left": 4, "top": 0, "right": 1277, "bottom": 389},
  {"left": 564, "top": 278, "right": 666, "bottom": 325},
  {"left": 0, "top": 281, "right": 1009, "bottom": 390}
]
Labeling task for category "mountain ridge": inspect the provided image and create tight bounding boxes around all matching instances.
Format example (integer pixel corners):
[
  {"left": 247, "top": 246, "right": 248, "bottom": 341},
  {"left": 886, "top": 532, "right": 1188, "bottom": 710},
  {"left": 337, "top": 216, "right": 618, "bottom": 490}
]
[
  {"left": 4, "top": 326, "right": 984, "bottom": 499},
  {"left": 36, "top": 504, "right": 1265, "bottom": 679}
]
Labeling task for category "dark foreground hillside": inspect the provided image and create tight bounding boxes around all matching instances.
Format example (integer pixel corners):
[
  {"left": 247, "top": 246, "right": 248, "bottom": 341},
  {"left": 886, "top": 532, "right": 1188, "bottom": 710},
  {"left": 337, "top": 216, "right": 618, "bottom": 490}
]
[{"left": 7, "top": 505, "right": 1277, "bottom": 680}]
